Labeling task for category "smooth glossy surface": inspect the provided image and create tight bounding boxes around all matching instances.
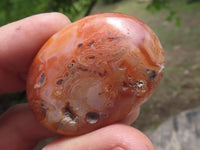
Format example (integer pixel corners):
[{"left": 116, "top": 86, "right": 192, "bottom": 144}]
[{"left": 27, "top": 13, "right": 165, "bottom": 136}]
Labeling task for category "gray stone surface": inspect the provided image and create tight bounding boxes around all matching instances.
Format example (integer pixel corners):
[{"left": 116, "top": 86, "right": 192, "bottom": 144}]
[{"left": 146, "top": 107, "right": 200, "bottom": 150}]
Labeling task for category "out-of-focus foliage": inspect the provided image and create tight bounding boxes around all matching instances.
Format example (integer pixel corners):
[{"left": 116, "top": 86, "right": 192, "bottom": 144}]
[
  {"left": 1, "top": 0, "right": 199, "bottom": 27},
  {"left": 147, "top": 0, "right": 200, "bottom": 26},
  {"left": 147, "top": 0, "right": 181, "bottom": 26},
  {"left": 0, "top": 0, "right": 96, "bottom": 26},
  {"left": 99, "top": 0, "right": 122, "bottom": 4},
  {"left": 0, "top": 0, "right": 123, "bottom": 26},
  {"left": 147, "top": 0, "right": 169, "bottom": 11},
  {"left": 187, "top": 0, "right": 200, "bottom": 3}
]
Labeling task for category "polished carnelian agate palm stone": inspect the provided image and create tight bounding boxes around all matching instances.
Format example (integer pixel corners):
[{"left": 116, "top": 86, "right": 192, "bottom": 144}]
[{"left": 27, "top": 13, "right": 165, "bottom": 136}]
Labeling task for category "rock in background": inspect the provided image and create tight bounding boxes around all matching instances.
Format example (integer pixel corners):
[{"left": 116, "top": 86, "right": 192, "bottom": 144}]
[{"left": 146, "top": 107, "right": 200, "bottom": 150}]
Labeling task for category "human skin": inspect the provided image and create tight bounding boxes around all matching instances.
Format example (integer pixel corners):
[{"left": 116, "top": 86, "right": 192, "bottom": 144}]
[{"left": 0, "top": 13, "right": 154, "bottom": 150}]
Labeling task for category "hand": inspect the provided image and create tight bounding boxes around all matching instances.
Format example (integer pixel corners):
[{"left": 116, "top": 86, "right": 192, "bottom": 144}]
[{"left": 0, "top": 13, "right": 154, "bottom": 150}]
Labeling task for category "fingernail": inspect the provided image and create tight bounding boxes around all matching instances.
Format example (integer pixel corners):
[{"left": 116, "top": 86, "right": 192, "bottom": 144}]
[{"left": 111, "top": 146, "right": 125, "bottom": 150}]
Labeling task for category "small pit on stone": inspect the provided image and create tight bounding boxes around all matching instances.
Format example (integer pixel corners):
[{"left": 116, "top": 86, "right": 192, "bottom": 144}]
[
  {"left": 39, "top": 73, "right": 45, "bottom": 84},
  {"left": 146, "top": 69, "right": 157, "bottom": 80},
  {"left": 88, "top": 41, "right": 95, "bottom": 47},
  {"left": 85, "top": 112, "right": 100, "bottom": 124},
  {"left": 38, "top": 102, "right": 48, "bottom": 116},
  {"left": 108, "top": 37, "right": 120, "bottom": 41},
  {"left": 56, "top": 79, "right": 64, "bottom": 85},
  {"left": 64, "top": 104, "right": 76, "bottom": 120},
  {"left": 78, "top": 43, "right": 83, "bottom": 48},
  {"left": 67, "top": 60, "right": 76, "bottom": 69}
]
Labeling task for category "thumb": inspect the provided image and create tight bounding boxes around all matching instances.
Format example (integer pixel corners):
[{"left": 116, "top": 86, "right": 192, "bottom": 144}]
[{"left": 43, "top": 123, "right": 154, "bottom": 150}]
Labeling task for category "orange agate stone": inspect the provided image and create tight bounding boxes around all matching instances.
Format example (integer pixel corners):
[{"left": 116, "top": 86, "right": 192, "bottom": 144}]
[{"left": 27, "top": 13, "right": 164, "bottom": 136}]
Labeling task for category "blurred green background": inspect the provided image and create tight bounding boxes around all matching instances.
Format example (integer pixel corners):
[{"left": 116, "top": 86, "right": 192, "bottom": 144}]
[{"left": 0, "top": 0, "right": 200, "bottom": 133}]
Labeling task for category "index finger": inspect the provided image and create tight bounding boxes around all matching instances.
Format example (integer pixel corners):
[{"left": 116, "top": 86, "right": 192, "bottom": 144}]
[{"left": 0, "top": 13, "right": 71, "bottom": 94}]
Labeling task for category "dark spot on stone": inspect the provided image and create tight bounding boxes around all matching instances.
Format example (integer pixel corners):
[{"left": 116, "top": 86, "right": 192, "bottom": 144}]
[
  {"left": 113, "top": 48, "right": 126, "bottom": 56},
  {"left": 77, "top": 67, "right": 88, "bottom": 72},
  {"left": 88, "top": 41, "right": 95, "bottom": 47},
  {"left": 78, "top": 43, "right": 83, "bottom": 48},
  {"left": 87, "top": 56, "right": 95, "bottom": 59},
  {"left": 56, "top": 79, "right": 64, "bottom": 85},
  {"left": 67, "top": 60, "right": 76, "bottom": 69},
  {"left": 39, "top": 73, "right": 45, "bottom": 84},
  {"left": 121, "top": 48, "right": 125, "bottom": 52},
  {"left": 98, "top": 92, "right": 104, "bottom": 95},
  {"left": 98, "top": 72, "right": 103, "bottom": 77},
  {"left": 64, "top": 104, "right": 76, "bottom": 120},
  {"left": 173, "top": 117, "right": 179, "bottom": 132},
  {"left": 186, "top": 111, "right": 197, "bottom": 122},
  {"left": 85, "top": 112, "right": 99, "bottom": 124},
  {"left": 129, "top": 83, "right": 133, "bottom": 87},
  {"left": 137, "top": 81, "right": 144, "bottom": 86},
  {"left": 40, "top": 102, "right": 45, "bottom": 107},
  {"left": 99, "top": 112, "right": 108, "bottom": 118},
  {"left": 146, "top": 69, "right": 157, "bottom": 80},
  {"left": 108, "top": 37, "right": 120, "bottom": 41},
  {"left": 39, "top": 102, "right": 49, "bottom": 115},
  {"left": 98, "top": 70, "right": 107, "bottom": 77},
  {"left": 123, "top": 81, "right": 128, "bottom": 87}
]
